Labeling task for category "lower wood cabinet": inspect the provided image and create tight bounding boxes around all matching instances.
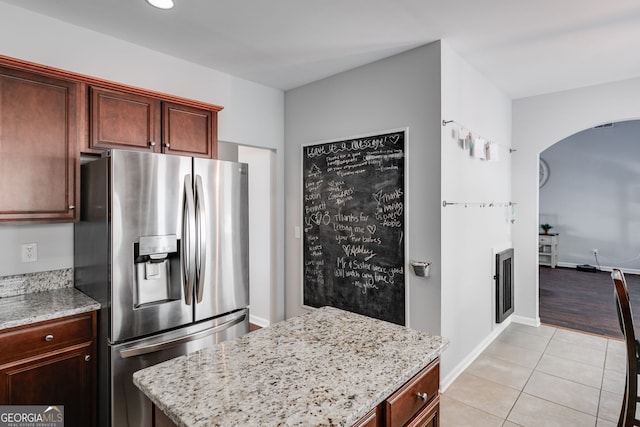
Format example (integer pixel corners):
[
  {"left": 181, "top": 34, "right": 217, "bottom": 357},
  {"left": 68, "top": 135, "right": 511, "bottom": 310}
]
[
  {"left": 0, "top": 311, "right": 97, "bottom": 427},
  {"left": 384, "top": 358, "right": 440, "bottom": 426}
]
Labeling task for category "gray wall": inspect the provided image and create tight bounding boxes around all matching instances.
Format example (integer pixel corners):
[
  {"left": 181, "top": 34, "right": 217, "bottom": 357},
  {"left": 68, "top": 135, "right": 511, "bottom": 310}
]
[
  {"left": 284, "top": 42, "right": 443, "bottom": 334},
  {"left": 540, "top": 120, "right": 640, "bottom": 272}
]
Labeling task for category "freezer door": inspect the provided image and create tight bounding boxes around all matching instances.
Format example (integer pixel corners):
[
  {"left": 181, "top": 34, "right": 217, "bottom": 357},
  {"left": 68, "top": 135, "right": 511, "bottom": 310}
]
[
  {"left": 110, "top": 150, "right": 194, "bottom": 342},
  {"left": 108, "top": 309, "right": 248, "bottom": 427},
  {"left": 193, "top": 158, "right": 249, "bottom": 321}
]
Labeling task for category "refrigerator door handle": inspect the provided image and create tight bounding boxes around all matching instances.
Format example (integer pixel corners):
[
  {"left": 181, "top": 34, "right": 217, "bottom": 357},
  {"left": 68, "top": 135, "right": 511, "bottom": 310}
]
[
  {"left": 182, "top": 174, "right": 196, "bottom": 305},
  {"left": 118, "top": 312, "right": 247, "bottom": 359},
  {"left": 194, "top": 175, "right": 207, "bottom": 303}
]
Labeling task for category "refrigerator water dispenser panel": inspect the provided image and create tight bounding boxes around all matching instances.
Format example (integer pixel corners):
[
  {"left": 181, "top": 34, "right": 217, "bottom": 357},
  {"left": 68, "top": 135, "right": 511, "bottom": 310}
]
[
  {"left": 133, "top": 235, "right": 181, "bottom": 308},
  {"left": 139, "top": 235, "right": 177, "bottom": 255}
]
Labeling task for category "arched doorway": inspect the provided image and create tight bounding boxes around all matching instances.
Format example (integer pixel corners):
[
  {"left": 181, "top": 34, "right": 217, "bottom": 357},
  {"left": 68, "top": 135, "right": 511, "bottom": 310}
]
[
  {"left": 537, "top": 119, "right": 640, "bottom": 337},
  {"left": 510, "top": 77, "right": 640, "bottom": 330}
]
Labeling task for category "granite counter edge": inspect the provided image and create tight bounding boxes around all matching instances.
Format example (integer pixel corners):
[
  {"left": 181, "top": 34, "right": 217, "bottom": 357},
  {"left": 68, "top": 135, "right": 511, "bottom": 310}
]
[{"left": 0, "top": 289, "right": 101, "bottom": 332}]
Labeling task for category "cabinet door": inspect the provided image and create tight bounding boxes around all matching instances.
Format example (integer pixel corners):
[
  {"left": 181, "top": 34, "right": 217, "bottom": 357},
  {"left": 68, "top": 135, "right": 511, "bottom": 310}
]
[
  {"left": 0, "top": 66, "right": 80, "bottom": 222},
  {"left": 406, "top": 398, "right": 439, "bottom": 427},
  {"left": 90, "top": 86, "right": 161, "bottom": 152},
  {"left": 0, "top": 342, "right": 96, "bottom": 427},
  {"left": 162, "top": 101, "right": 214, "bottom": 158}
]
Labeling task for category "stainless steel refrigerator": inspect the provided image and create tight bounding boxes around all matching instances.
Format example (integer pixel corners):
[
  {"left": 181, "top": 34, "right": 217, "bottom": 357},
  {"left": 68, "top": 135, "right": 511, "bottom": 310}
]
[{"left": 74, "top": 149, "right": 249, "bottom": 427}]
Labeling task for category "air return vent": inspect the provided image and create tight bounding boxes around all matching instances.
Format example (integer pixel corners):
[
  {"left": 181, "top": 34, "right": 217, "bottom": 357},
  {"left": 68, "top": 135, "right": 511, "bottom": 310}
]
[{"left": 495, "top": 248, "right": 514, "bottom": 323}]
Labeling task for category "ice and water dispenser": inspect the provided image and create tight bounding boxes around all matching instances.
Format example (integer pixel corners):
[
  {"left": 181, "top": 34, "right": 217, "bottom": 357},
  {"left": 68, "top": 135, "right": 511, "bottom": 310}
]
[{"left": 133, "top": 235, "right": 181, "bottom": 308}]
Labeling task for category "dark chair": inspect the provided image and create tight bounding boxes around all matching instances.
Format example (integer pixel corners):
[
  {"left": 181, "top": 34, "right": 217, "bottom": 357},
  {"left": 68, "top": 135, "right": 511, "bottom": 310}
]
[{"left": 612, "top": 268, "right": 640, "bottom": 427}]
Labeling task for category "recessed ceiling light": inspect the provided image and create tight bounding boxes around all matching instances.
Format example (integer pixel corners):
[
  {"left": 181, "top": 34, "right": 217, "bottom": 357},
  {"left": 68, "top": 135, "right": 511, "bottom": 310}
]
[{"left": 146, "top": 0, "right": 174, "bottom": 10}]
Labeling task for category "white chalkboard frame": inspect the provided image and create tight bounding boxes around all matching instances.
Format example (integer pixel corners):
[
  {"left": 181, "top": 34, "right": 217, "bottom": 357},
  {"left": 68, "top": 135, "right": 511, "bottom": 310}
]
[{"left": 300, "top": 127, "right": 409, "bottom": 325}]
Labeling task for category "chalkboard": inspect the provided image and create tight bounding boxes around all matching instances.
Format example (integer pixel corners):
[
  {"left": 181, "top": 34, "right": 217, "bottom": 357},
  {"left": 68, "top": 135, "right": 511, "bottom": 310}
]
[{"left": 302, "top": 129, "right": 406, "bottom": 325}]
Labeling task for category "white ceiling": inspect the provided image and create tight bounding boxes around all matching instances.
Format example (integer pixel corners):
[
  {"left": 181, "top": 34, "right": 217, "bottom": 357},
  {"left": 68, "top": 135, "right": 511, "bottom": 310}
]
[{"left": 3, "top": 0, "right": 640, "bottom": 99}]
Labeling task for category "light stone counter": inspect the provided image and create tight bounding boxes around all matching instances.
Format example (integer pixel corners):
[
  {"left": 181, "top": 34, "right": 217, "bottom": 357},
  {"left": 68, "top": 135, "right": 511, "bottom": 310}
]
[
  {"left": 0, "top": 287, "right": 101, "bottom": 331},
  {"left": 133, "top": 306, "right": 448, "bottom": 427}
]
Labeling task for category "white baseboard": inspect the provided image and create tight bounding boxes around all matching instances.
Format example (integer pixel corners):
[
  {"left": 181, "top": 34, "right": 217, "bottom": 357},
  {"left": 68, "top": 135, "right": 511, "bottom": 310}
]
[
  {"left": 249, "top": 314, "right": 270, "bottom": 328},
  {"left": 440, "top": 318, "right": 512, "bottom": 392},
  {"left": 556, "top": 262, "right": 640, "bottom": 275},
  {"left": 440, "top": 314, "right": 541, "bottom": 392},
  {"left": 510, "top": 315, "right": 540, "bottom": 327}
]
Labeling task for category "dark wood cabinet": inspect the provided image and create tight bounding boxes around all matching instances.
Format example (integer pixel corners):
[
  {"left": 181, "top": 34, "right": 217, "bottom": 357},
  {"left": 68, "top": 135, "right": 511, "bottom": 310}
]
[
  {"left": 0, "top": 54, "right": 223, "bottom": 222},
  {"left": 405, "top": 398, "right": 438, "bottom": 427},
  {"left": 88, "top": 87, "right": 215, "bottom": 158},
  {"left": 0, "top": 311, "right": 97, "bottom": 427},
  {"left": 162, "top": 101, "right": 214, "bottom": 158},
  {"left": 0, "top": 65, "right": 82, "bottom": 222},
  {"left": 385, "top": 358, "right": 439, "bottom": 426},
  {"left": 89, "top": 86, "right": 161, "bottom": 152}
]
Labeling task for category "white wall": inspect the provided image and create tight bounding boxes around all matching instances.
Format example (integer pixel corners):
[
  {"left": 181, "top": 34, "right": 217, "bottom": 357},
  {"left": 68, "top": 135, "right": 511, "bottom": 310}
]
[
  {"left": 238, "top": 146, "right": 277, "bottom": 326},
  {"left": 512, "top": 77, "right": 640, "bottom": 323},
  {"left": 0, "top": 2, "right": 285, "bottom": 319},
  {"left": 284, "top": 43, "right": 443, "bottom": 333},
  {"left": 540, "top": 120, "right": 640, "bottom": 272},
  {"left": 440, "top": 42, "right": 513, "bottom": 386}
]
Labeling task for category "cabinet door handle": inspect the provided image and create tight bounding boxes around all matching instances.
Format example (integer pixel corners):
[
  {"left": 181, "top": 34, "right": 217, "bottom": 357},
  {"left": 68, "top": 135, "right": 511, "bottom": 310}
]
[
  {"left": 85, "top": 355, "right": 91, "bottom": 362},
  {"left": 416, "top": 392, "right": 428, "bottom": 401},
  {"left": 45, "top": 334, "right": 54, "bottom": 342},
  {"left": 164, "top": 143, "right": 170, "bottom": 148},
  {"left": 68, "top": 205, "right": 75, "bottom": 210},
  {"left": 149, "top": 141, "right": 156, "bottom": 148}
]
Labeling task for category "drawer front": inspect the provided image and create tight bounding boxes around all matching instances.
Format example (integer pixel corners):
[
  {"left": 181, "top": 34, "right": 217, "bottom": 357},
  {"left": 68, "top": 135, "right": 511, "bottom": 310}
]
[
  {"left": 0, "top": 312, "right": 95, "bottom": 365},
  {"left": 539, "top": 235, "right": 552, "bottom": 244},
  {"left": 385, "top": 359, "right": 439, "bottom": 427}
]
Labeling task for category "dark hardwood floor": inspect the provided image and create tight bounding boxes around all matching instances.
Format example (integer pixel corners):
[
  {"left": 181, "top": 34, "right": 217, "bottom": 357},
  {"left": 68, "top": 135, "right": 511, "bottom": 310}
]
[{"left": 539, "top": 266, "right": 640, "bottom": 338}]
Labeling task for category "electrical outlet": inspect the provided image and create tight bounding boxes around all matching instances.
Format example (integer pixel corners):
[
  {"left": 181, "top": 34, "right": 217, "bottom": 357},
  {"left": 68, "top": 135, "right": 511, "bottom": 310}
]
[
  {"left": 21, "top": 243, "right": 37, "bottom": 263},
  {"left": 592, "top": 249, "right": 599, "bottom": 256}
]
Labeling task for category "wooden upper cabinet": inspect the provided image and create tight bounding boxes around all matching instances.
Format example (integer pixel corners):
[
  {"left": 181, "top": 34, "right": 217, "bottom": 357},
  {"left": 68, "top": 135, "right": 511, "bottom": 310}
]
[
  {"left": 89, "top": 86, "right": 161, "bottom": 153},
  {"left": 88, "top": 87, "right": 215, "bottom": 158},
  {"left": 0, "top": 65, "right": 81, "bottom": 222},
  {"left": 163, "top": 102, "right": 214, "bottom": 158},
  {"left": 0, "top": 54, "right": 222, "bottom": 222}
]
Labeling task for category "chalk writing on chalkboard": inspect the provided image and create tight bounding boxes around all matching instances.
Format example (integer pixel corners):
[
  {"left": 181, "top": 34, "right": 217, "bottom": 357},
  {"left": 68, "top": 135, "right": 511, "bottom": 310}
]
[{"left": 302, "top": 129, "right": 406, "bottom": 325}]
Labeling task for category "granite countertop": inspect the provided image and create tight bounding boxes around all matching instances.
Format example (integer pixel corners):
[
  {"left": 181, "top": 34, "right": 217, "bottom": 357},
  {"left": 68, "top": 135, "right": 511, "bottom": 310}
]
[
  {"left": 0, "top": 287, "right": 101, "bottom": 331},
  {"left": 133, "top": 306, "right": 448, "bottom": 427}
]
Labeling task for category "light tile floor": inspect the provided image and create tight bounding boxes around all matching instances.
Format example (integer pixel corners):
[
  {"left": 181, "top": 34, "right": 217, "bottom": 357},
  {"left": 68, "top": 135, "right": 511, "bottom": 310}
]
[{"left": 441, "top": 322, "right": 626, "bottom": 426}]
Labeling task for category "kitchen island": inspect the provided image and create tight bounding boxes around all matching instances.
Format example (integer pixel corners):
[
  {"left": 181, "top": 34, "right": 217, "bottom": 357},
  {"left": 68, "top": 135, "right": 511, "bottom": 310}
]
[{"left": 133, "top": 306, "right": 448, "bottom": 426}]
